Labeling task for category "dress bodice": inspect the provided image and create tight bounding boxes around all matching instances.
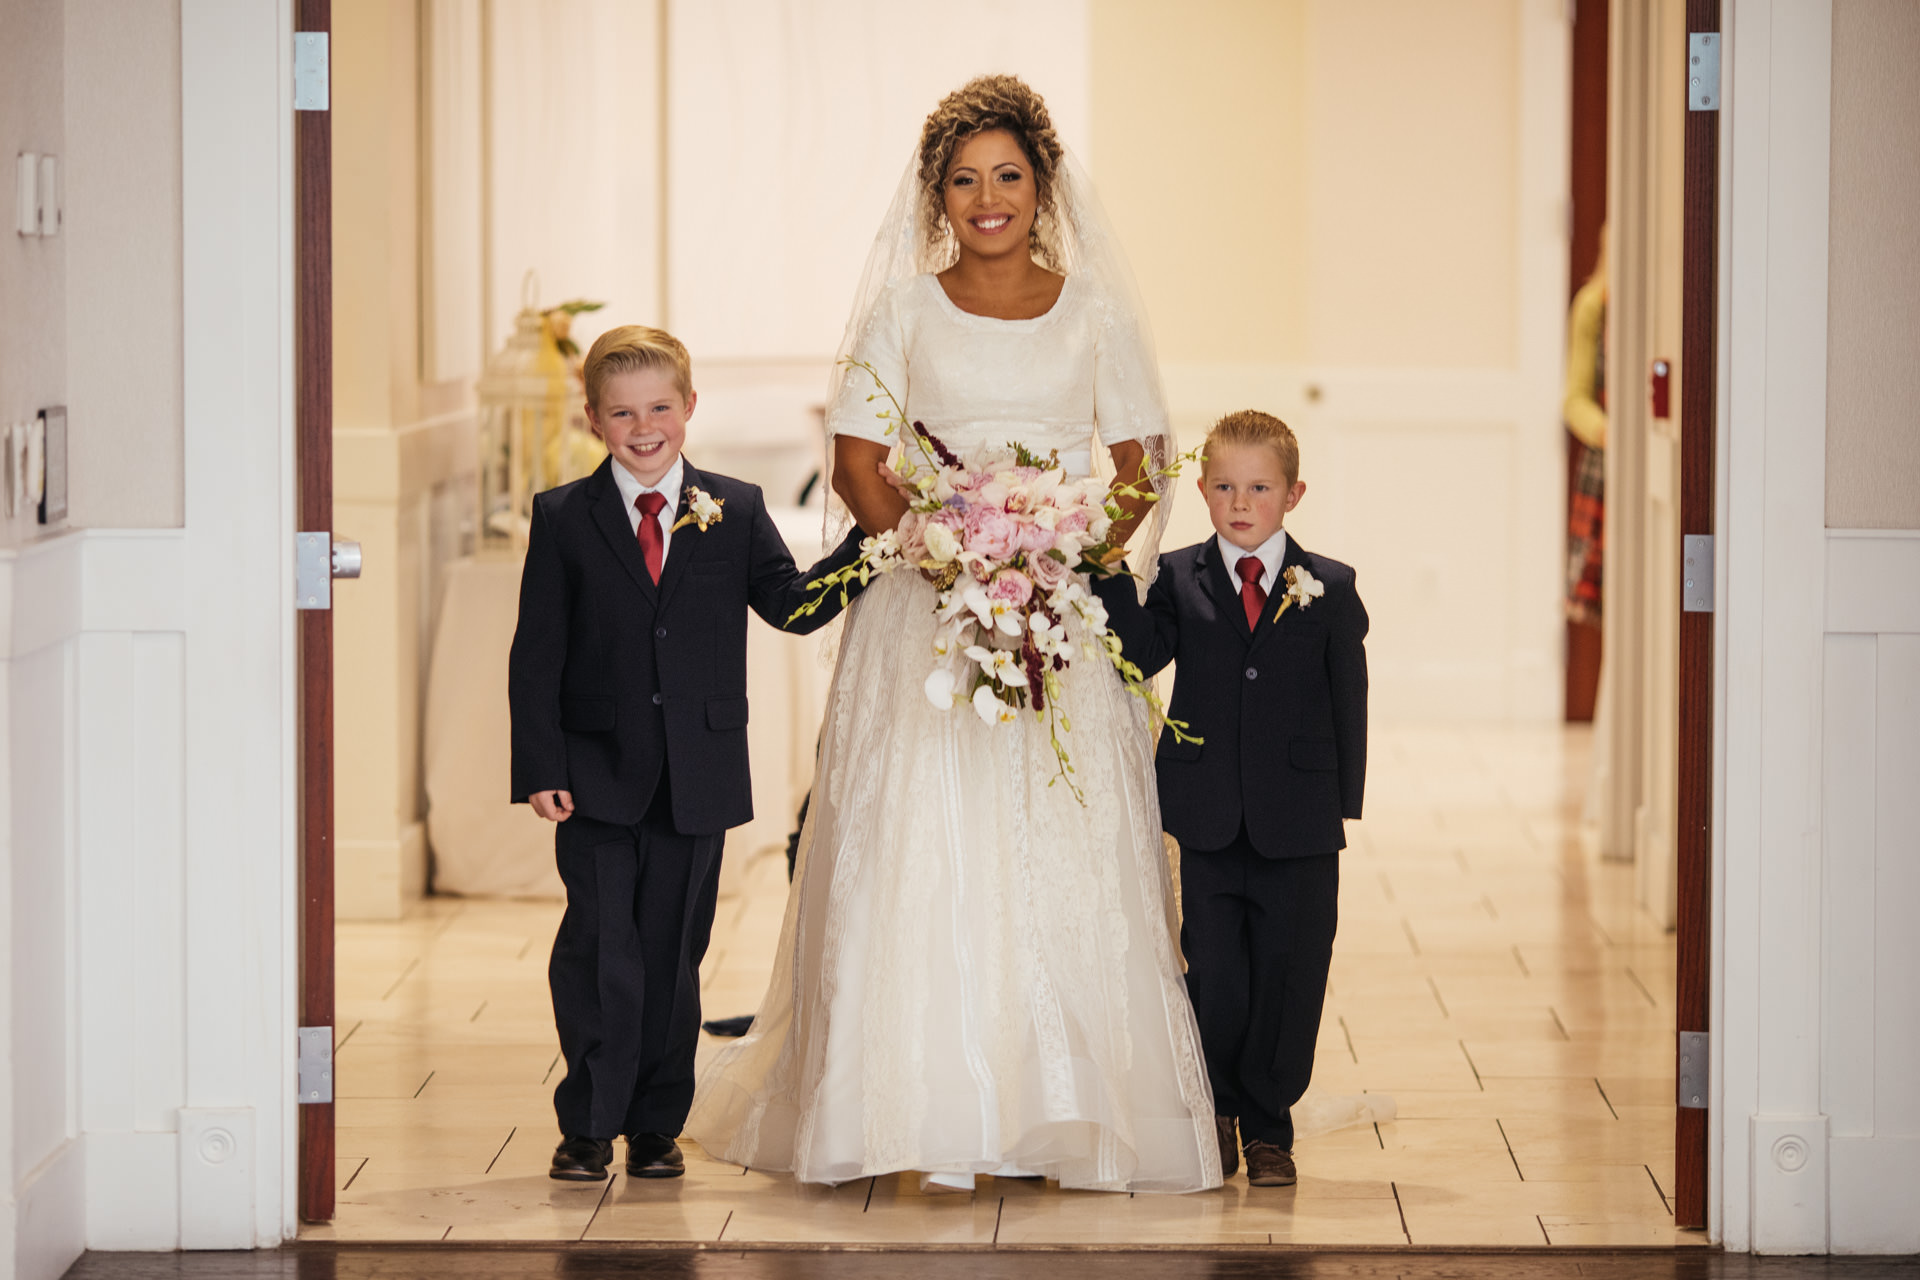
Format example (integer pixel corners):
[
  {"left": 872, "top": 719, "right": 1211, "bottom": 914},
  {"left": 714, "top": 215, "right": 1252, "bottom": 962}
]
[{"left": 827, "top": 273, "right": 1169, "bottom": 476}]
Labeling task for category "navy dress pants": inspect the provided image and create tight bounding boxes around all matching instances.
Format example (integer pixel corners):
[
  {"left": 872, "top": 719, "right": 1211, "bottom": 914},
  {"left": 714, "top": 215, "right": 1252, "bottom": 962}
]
[
  {"left": 1179, "top": 829, "right": 1340, "bottom": 1150},
  {"left": 548, "top": 780, "right": 724, "bottom": 1140}
]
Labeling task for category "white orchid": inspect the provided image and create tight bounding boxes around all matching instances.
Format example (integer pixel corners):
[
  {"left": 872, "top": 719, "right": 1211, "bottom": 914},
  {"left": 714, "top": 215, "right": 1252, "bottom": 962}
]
[
  {"left": 972, "top": 683, "right": 1020, "bottom": 726},
  {"left": 930, "top": 620, "right": 967, "bottom": 660},
  {"left": 962, "top": 583, "right": 1024, "bottom": 637},
  {"left": 924, "top": 667, "right": 960, "bottom": 710},
  {"left": 964, "top": 644, "right": 1029, "bottom": 688},
  {"left": 1029, "top": 613, "right": 1069, "bottom": 658}
]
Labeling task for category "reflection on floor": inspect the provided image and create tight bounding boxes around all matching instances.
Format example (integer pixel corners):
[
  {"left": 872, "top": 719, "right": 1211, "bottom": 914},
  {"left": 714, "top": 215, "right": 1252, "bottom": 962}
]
[{"left": 306, "top": 725, "right": 1696, "bottom": 1247}]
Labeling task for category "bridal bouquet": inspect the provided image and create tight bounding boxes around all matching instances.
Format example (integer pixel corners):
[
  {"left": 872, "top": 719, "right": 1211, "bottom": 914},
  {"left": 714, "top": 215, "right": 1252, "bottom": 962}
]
[{"left": 792, "top": 361, "right": 1199, "bottom": 801}]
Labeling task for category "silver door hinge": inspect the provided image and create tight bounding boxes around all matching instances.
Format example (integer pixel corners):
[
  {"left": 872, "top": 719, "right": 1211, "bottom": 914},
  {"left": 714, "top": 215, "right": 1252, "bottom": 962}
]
[
  {"left": 294, "top": 32, "right": 329, "bottom": 112},
  {"left": 298, "top": 1026, "right": 333, "bottom": 1104},
  {"left": 296, "top": 532, "right": 362, "bottom": 610},
  {"left": 1682, "top": 534, "right": 1714, "bottom": 612},
  {"left": 1678, "top": 1030, "right": 1708, "bottom": 1108},
  {"left": 1688, "top": 33, "right": 1720, "bottom": 111}
]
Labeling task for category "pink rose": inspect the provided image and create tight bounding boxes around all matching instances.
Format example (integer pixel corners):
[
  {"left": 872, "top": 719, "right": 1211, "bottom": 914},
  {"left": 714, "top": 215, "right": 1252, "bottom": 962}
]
[
  {"left": 987, "top": 568, "right": 1034, "bottom": 608},
  {"left": 964, "top": 506, "right": 1020, "bottom": 561},
  {"left": 1027, "top": 550, "right": 1072, "bottom": 594},
  {"left": 896, "top": 511, "right": 929, "bottom": 562},
  {"left": 1057, "top": 508, "right": 1091, "bottom": 534}
]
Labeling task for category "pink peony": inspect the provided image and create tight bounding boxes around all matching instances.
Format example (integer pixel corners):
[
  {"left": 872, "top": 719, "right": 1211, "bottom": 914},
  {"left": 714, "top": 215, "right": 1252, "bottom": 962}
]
[
  {"left": 1016, "top": 518, "right": 1056, "bottom": 554},
  {"left": 1057, "top": 508, "right": 1091, "bottom": 534},
  {"left": 1027, "top": 549, "right": 1072, "bottom": 594},
  {"left": 964, "top": 505, "right": 1020, "bottom": 561},
  {"left": 987, "top": 568, "right": 1035, "bottom": 608}
]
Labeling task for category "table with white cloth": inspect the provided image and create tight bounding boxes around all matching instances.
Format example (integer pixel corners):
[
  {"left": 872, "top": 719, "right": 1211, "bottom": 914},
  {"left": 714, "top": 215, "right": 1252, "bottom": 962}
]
[{"left": 423, "top": 507, "right": 833, "bottom": 899}]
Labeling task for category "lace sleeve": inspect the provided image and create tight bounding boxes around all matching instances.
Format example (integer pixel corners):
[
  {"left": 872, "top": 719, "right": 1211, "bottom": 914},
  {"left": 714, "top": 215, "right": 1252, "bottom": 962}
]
[
  {"left": 1090, "top": 290, "right": 1177, "bottom": 593},
  {"left": 826, "top": 279, "right": 912, "bottom": 446}
]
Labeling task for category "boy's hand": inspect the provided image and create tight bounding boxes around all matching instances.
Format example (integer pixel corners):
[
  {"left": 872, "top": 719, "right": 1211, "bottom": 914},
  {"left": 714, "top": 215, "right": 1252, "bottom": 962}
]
[{"left": 530, "top": 790, "right": 575, "bottom": 822}]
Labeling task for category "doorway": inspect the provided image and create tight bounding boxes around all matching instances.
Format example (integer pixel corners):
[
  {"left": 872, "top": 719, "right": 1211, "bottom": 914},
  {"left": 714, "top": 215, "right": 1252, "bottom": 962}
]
[{"left": 298, "top": 0, "right": 1713, "bottom": 1245}]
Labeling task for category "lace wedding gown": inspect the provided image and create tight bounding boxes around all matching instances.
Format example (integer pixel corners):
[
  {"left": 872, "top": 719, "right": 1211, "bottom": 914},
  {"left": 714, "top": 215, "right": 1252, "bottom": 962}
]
[{"left": 686, "top": 273, "right": 1220, "bottom": 1193}]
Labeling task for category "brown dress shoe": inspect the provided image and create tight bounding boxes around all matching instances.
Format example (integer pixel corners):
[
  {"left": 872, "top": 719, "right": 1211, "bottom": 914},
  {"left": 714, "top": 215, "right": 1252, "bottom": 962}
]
[
  {"left": 1215, "top": 1115, "right": 1240, "bottom": 1179},
  {"left": 549, "top": 1134, "right": 613, "bottom": 1181},
  {"left": 1243, "top": 1138, "right": 1297, "bottom": 1187},
  {"left": 625, "top": 1132, "right": 686, "bottom": 1178}
]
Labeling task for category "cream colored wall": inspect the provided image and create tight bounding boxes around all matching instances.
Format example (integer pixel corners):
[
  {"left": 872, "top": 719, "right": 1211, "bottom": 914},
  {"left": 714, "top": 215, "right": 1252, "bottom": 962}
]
[
  {"left": 1826, "top": 0, "right": 1920, "bottom": 530},
  {"left": 333, "top": 0, "right": 477, "bottom": 919},
  {"left": 1, "top": 0, "right": 68, "bottom": 549},
  {"left": 63, "top": 0, "right": 182, "bottom": 530},
  {"left": 1, "top": 0, "right": 183, "bottom": 549},
  {"left": 1091, "top": 0, "right": 1566, "bottom": 722}
]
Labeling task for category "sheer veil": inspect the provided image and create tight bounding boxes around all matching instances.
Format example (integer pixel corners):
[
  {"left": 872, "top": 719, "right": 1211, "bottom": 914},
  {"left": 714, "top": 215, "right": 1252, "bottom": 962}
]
[{"left": 821, "top": 145, "right": 1179, "bottom": 597}]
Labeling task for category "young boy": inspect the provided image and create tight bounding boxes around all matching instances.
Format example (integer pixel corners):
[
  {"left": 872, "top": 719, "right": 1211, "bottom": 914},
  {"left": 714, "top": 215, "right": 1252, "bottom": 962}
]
[
  {"left": 1093, "top": 410, "right": 1368, "bottom": 1187},
  {"left": 509, "top": 325, "right": 864, "bottom": 1182}
]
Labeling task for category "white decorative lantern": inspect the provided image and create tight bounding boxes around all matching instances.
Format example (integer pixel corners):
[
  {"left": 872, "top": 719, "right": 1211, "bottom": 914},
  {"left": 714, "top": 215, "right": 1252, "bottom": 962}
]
[{"left": 474, "top": 276, "right": 603, "bottom": 550}]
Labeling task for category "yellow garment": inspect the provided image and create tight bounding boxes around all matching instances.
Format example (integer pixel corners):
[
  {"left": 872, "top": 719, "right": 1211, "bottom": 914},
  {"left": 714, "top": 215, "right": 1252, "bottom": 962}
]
[{"left": 1563, "top": 278, "right": 1607, "bottom": 450}]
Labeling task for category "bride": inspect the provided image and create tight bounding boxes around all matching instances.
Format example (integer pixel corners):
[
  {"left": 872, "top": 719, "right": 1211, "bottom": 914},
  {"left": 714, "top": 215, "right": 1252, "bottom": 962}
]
[{"left": 687, "top": 75, "right": 1219, "bottom": 1194}]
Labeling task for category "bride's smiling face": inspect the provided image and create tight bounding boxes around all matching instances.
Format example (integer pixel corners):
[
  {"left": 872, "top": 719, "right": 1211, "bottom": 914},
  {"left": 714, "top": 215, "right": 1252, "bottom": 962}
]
[{"left": 944, "top": 129, "right": 1037, "bottom": 259}]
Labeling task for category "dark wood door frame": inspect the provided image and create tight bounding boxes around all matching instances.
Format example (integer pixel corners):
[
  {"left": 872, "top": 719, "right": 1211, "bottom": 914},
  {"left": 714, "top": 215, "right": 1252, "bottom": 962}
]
[
  {"left": 296, "top": 0, "right": 335, "bottom": 1226},
  {"left": 1675, "top": 0, "right": 1718, "bottom": 1233}
]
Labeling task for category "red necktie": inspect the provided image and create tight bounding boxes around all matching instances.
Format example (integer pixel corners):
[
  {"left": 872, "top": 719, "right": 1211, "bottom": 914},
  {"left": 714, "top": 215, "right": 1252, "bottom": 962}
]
[
  {"left": 636, "top": 491, "right": 667, "bottom": 583},
  {"left": 1235, "top": 556, "right": 1266, "bottom": 630}
]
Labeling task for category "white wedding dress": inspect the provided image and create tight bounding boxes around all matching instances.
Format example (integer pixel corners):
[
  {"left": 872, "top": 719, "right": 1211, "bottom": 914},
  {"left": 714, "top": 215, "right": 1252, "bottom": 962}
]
[{"left": 686, "top": 273, "right": 1221, "bottom": 1193}]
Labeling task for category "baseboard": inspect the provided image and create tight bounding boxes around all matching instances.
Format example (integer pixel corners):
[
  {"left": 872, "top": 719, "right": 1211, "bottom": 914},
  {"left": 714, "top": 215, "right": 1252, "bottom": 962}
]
[
  {"left": 11, "top": 1137, "right": 85, "bottom": 1280},
  {"left": 337, "top": 822, "right": 428, "bottom": 921},
  {"left": 85, "top": 1131, "right": 179, "bottom": 1249}
]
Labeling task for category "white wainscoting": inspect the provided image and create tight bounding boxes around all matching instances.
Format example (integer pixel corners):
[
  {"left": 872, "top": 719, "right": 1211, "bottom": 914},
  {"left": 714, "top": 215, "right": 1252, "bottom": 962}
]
[
  {"left": 4, "top": 531, "right": 191, "bottom": 1272},
  {"left": 1821, "top": 529, "right": 1920, "bottom": 1255}
]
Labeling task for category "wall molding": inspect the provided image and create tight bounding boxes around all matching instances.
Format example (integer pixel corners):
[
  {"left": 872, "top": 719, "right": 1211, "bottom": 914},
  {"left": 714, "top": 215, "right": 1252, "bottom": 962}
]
[{"left": 1826, "top": 528, "right": 1920, "bottom": 634}]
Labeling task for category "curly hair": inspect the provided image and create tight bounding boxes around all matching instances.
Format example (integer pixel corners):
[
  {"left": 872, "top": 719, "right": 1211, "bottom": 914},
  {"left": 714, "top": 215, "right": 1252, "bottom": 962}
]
[{"left": 917, "top": 75, "right": 1065, "bottom": 266}]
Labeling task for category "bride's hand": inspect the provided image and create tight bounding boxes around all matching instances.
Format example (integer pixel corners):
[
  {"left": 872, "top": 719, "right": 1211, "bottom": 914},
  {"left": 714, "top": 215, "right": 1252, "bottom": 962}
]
[{"left": 875, "top": 460, "right": 914, "bottom": 497}]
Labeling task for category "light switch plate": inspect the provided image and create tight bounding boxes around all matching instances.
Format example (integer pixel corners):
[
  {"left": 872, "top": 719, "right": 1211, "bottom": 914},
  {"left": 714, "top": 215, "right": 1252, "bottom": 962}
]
[{"left": 16, "top": 153, "right": 37, "bottom": 236}]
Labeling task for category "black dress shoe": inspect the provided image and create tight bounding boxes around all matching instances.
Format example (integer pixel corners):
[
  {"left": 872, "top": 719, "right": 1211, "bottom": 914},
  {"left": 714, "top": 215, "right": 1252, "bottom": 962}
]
[
  {"left": 626, "top": 1132, "right": 686, "bottom": 1178},
  {"left": 1215, "top": 1114, "right": 1240, "bottom": 1179},
  {"left": 702, "top": 1014, "right": 755, "bottom": 1038},
  {"left": 549, "top": 1134, "right": 613, "bottom": 1181}
]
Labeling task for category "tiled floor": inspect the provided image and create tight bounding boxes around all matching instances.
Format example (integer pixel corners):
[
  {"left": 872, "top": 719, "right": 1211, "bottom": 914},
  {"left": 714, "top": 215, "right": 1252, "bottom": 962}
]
[{"left": 306, "top": 724, "right": 1697, "bottom": 1247}]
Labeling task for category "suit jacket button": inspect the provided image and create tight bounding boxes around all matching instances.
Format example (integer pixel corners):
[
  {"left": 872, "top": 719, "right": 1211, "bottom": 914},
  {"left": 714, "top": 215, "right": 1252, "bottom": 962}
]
[
  {"left": 655, "top": 626, "right": 667, "bottom": 639},
  {"left": 651, "top": 693, "right": 663, "bottom": 705},
  {"left": 1245, "top": 667, "right": 1258, "bottom": 680}
]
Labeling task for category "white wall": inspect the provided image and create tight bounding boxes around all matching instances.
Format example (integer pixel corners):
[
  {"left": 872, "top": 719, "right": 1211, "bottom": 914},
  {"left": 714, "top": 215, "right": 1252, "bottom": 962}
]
[{"left": 1714, "top": 0, "right": 1920, "bottom": 1254}]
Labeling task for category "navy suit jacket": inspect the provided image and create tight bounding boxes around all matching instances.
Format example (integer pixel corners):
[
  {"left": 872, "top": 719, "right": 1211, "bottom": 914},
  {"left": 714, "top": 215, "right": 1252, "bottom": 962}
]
[
  {"left": 508, "top": 457, "right": 863, "bottom": 833},
  {"left": 1094, "top": 535, "right": 1368, "bottom": 859}
]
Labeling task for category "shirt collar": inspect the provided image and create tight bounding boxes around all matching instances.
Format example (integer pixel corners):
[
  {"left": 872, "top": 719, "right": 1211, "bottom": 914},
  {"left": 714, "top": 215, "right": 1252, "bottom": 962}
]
[
  {"left": 610, "top": 455, "right": 685, "bottom": 514},
  {"left": 1216, "top": 528, "right": 1288, "bottom": 586}
]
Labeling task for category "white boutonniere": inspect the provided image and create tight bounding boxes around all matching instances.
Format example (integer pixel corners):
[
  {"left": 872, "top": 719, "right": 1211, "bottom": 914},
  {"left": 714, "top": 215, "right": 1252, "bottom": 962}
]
[
  {"left": 1272, "top": 563, "right": 1325, "bottom": 623},
  {"left": 671, "top": 487, "right": 724, "bottom": 533}
]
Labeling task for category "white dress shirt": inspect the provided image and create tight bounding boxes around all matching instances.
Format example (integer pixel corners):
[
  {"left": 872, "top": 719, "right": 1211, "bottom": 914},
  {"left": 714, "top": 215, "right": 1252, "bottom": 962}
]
[
  {"left": 1216, "top": 528, "right": 1288, "bottom": 596},
  {"left": 609, "top": 455, "right": 684, "bottom": 568}
]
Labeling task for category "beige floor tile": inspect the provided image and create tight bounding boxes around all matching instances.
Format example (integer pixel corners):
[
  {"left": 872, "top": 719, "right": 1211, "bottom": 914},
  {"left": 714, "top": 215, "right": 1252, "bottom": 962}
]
[
  {"left": 581, "top": 1176, "right": 739, "bottom": 1242},
  {"left": 1543, "top": 1219, "right": 1706, "bottom": 1246},
  {"left": 302, "top": 1173, "right": 606, "bottom": 1242},
  {"left": 335, "top": 1125, "right": 517, "bottom": 1175},
  {"left": 322, "top": 725, "right": 1680, "bottom": 1247}
]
